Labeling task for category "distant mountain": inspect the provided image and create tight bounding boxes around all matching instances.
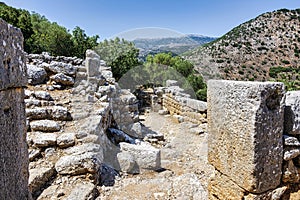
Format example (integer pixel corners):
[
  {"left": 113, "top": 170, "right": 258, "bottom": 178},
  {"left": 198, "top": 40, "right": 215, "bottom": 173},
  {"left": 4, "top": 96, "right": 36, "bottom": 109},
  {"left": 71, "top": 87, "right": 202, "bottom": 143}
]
[
  {"left": 184, "top": 8, "right": 300, "bottom": 90},
  {"left": 132, "top": 34, "right": 216, "bottom": 60}
]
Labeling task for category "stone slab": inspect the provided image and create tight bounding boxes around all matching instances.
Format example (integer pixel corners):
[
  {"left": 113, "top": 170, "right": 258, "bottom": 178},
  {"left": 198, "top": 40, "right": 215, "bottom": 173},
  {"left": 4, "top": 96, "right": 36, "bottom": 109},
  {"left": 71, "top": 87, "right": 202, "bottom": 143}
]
[{"left": 207, "top": 80, "right": 285, "bottom": 193}]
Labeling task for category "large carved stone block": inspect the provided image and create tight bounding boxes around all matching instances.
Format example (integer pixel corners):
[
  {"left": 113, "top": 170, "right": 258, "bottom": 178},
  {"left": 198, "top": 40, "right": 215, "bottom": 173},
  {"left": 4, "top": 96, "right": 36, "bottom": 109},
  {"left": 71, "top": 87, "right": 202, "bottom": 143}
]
[
  {"left": 207, "top": 80, "right": 285, "bottom": 193},
  {"left": 284, "top": 91, "right": 300, "bottom": 135},
  {"left": 0, "top": 19, "right": 30, "bottom": 199},
  {"left": 0, "top": 89, "right": 29, "bottom": 199},
  {"left": 0, "top": 19, "right": 27, "bottom": 90}
]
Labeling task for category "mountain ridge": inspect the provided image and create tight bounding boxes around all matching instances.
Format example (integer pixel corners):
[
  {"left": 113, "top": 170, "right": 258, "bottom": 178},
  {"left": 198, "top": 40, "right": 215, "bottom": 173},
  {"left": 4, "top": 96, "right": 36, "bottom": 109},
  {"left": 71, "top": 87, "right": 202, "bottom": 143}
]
[
  {"left": 132, "top": 34, "right": 216, "bottom": 60},
  {"left": 184, "top": 8, "right": 300, "bottom": 89}
]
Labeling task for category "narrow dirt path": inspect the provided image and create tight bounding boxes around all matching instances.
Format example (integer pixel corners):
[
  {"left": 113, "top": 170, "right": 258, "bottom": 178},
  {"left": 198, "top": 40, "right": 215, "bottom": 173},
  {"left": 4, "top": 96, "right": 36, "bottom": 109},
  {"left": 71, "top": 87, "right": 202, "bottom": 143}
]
[{"left": 98, "top": 112, "right": 213, "bottom": 200}]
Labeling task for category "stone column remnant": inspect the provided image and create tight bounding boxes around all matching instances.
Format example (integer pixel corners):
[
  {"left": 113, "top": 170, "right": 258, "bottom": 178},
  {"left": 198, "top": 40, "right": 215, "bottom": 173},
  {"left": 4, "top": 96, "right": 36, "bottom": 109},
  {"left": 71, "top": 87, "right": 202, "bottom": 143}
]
[
  {"left": 0, "top": 19, "right": 30, "bottom": 199},
  {"left": 207, "top": 80, "right": 285, "bottom": 198}
]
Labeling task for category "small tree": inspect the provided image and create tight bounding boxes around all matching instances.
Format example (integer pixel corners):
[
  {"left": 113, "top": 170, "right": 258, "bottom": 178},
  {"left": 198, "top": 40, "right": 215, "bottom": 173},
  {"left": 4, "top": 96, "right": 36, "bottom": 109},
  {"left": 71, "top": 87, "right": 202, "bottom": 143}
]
[{"left": 94, "top": 37, "right": 141, "bottom": 80}]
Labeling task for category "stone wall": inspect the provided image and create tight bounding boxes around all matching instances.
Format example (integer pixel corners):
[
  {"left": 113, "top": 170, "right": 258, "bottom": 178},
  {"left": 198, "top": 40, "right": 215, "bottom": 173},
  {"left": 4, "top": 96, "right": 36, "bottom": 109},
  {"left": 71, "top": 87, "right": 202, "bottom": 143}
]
[
  {"left": 207, "top": 80, "right": 300, "bottom": 199},
  {"left": 0, "top": 19, "right": 31, "bottom": 199},
  {"left": 25, "top": 50, "right": 161, "bottom": 199},
  {"left": 155, "top": 80, "right": 207, "bottom": 125}
]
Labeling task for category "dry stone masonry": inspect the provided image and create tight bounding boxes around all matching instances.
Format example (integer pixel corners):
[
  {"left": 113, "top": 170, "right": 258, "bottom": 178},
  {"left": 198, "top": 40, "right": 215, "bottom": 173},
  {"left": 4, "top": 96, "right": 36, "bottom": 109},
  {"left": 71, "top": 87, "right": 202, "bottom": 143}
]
[
  {"left": 0, "top": 19, "right": 31, "bottom": 199},
  {"left": 207, "top": 80, "right": 300, "bottom": 199},
  {"left": 24, "top": 49, "right": 162, "bottom": 199}
]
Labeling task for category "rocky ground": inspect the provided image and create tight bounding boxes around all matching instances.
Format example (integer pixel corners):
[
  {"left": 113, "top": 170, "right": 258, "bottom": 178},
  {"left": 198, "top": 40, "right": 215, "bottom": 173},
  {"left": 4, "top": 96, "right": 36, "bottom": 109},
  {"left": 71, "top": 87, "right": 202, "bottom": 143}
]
[{"left": 97, "top": 111, "right": 213, "bottom": 200}]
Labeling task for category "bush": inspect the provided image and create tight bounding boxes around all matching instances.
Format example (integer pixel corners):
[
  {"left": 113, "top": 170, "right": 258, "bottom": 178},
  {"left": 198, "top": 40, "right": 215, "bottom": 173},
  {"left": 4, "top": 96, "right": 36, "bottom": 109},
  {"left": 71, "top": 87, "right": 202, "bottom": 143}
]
[{"left": 94, "top": 37, "right": 140, "bottom": 80}]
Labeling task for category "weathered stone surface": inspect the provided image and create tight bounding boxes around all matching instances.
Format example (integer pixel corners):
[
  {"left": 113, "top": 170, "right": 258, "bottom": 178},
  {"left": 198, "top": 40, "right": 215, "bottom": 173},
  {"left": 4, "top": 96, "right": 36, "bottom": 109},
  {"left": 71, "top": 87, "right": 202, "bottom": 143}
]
[
  {"left": 30, "top": 120, "right": 60, "bottom": 132},
  {"left": 207, "top": 80, "right": 285, "bottom": 193},
  {"left": 0, "top": 20, "right": 27, "bottom": 90},
  {"left": 208, "top": 170, "right": 245, "bottom": 200},
  {"left": 25, "top": 98, "right": 41, "bottom": 108},
  {"left": 27, "top": 64, "right": 47, "bottom": 85},
  {"left": 33, "top": 133, "right": 57, "bottom": 147},
  {"left": 120, "top": 142, "right": 161, "bottom": 171},
  {"left": 117, "top": 151, "right": 138, "bottom": 174},
  {"left": 86, "top": 50, "right": 100, "bottom": 78},
  {"left": 50, "top": 106, "right": 69, "bottom": 120},
  {"left": 284, "top": 91, "right": 300, "bottom": 135},
  {"left": 284, "top": 148, "right": 300, "bottom": 161},
  {"left": 46, "top": 61, "right": 76, "bottom": 76},
  {"left": 29, "top": 167, "right": 55, "bottom": 193},
  {"left": 186, "top": 98, "right": 207, "bottom": 112},
  {"left": 66, "top": 182, "right": 98, "bottom": 200},
  {"left": 284, "top": 135, "right": 300, "bottom": 146},
  {"left": 55, "top": 151, "right": 103, "bottom": 175},
  {"left": 33, "top": 91, "right": 52, "bottom": 101},
  {"left": 55, "top": 143, "right": 103, "bottom": 175},
  {"left": 50, "top": 73, "right": 75, "bottom": 86},
  {"left": 119, "top": 122, "right": 144, "bottom": 139},
  {"left": 57, "top": 132, "right": 75, "bottom": 148},
  {"left": 26, "top": 108, "right": 49, "bottom": 120},
  {"left": 0, "top": 89, "right": 30, "bottom": 199},
  {"left": 64, "top": 143, "right": 102, "bottom": 155},
  {"left": 29, "top": 148, "right": 41, "bottom": 161}
]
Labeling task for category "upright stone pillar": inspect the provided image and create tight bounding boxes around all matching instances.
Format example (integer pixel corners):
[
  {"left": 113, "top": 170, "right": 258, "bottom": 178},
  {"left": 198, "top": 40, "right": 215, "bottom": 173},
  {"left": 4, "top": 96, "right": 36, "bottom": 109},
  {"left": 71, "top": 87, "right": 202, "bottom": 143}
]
[
  {"left": 207, "top": 80, "right": 285, "bottom": 199},
  {"left": 0, "top": 19, "right": 30, "bottom": 199}
]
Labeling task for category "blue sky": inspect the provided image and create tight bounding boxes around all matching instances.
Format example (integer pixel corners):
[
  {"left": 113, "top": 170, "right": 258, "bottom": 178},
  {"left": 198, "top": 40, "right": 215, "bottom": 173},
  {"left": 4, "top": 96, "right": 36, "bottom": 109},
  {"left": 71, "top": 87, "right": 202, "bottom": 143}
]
[{"left": 3, "top": 0, "right": 300, "bottom": 40}]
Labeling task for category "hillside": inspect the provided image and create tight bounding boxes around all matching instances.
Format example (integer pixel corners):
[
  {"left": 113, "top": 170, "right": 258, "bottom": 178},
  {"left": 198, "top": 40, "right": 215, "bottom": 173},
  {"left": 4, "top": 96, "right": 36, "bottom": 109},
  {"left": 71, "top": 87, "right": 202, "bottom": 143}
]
[
  {"left": 133, "top": 35, "right": 216, "bottom": 60},
  {"left": 184, "top": 9, "right": 300, "bottom": 90}
]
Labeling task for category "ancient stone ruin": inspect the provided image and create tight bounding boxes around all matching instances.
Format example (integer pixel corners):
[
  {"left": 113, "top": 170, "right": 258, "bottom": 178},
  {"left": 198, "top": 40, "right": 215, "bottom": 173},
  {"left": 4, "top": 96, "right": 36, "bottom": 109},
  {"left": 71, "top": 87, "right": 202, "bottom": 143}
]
[
  {"left": 2, "top": 18, "right": 300, "bottom": 200},
  {"left": 207, "top": 80, "right": 300, "bottom": 199},
  {"left": 0, "top": 19, "right": 31, "bottom": 199}
]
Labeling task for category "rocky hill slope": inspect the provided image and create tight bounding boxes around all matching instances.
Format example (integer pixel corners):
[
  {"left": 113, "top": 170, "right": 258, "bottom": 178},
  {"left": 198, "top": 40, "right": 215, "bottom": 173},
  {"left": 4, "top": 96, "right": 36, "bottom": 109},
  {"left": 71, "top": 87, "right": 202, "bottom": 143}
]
[{"left": 184, "top": 9, "right": 300, "bottom": 89}]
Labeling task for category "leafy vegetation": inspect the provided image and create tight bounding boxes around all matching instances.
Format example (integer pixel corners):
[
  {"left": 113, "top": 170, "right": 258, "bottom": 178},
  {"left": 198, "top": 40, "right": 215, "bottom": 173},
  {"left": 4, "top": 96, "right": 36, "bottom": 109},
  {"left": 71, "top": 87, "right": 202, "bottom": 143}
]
[
  {"left": 0, "top": 3, "right": 98, "bottom": 58},
  {"left": 94, "top": 37, "right": 141, "bottom": 80},
  {"left": 146, "top": 53, "right": 207, "bottom": 101}
]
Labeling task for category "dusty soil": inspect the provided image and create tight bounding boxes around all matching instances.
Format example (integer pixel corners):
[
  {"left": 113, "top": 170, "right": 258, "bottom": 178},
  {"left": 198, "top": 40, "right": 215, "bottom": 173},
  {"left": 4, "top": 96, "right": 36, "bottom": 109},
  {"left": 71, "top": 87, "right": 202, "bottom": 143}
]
[{"left": 97, "top": 112, "right": 213, "bottom": 200}]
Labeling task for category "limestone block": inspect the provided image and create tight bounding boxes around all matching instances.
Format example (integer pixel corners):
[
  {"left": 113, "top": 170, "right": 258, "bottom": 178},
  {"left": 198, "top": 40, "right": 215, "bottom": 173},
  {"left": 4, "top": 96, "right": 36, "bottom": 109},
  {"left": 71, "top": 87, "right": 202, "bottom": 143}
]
[
  {"left": 284, "top": 148, "right": 300, "bottom": 161},
  {"left": 46, "top": 61, "right": 76, "bottom": 76},
  {"left": 86, "top": 56, "right": 100, "bottom": 78},
  {"left": 120, "top": 142, "right": 161, "bottom": 171},
  {"left": 186, "top": 98, "right": 207, "bottom": 112},
  {"left": 27, "top": 64, "right": 47, "bottom": 85},
  {"left": 30, "top": 120, "right": 61, "bottom": 132},
  {"left": 28, "top": 148, "right": 41, "bottom": 161},
  {"left": 33, "top": 91, "right": 52, "bottom": 101},
  {"left": 26, "top": 108, "right": 50, "bottom": 120},
  {"left": 50, "top": 73, "right": 74, "bottom": 86},
  {"left": 57, "top": 132, "right": 75, "bottom": 148},
  {"left": 207, "top": 80, "right": 285, "bottom": 193},
  {"left": 117, "top": 151, "right": 138, "bottom": 174},
  {"left": 284, "top": 91, "right": 300, "bottom": 135},
  {"left": 32, "top": 133, "right": 57, "bottom": 147},
  {"left": 55, "top": 152, "right": 103, "bottom": 175},
  {"left": 29, "top": 167, "right": 55, "bottom": 193},
  {"left": 283, "top": 135, "right": 300, "bottom": 146},
  {"left": 50, "top": 106, "right": 69, "bottom": 121},
  {"left": 208, "top": 170, "right": 245, "bottom": 200},
  {"left": 66, "top": 182, "right": 98, "bottom": 200}
]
